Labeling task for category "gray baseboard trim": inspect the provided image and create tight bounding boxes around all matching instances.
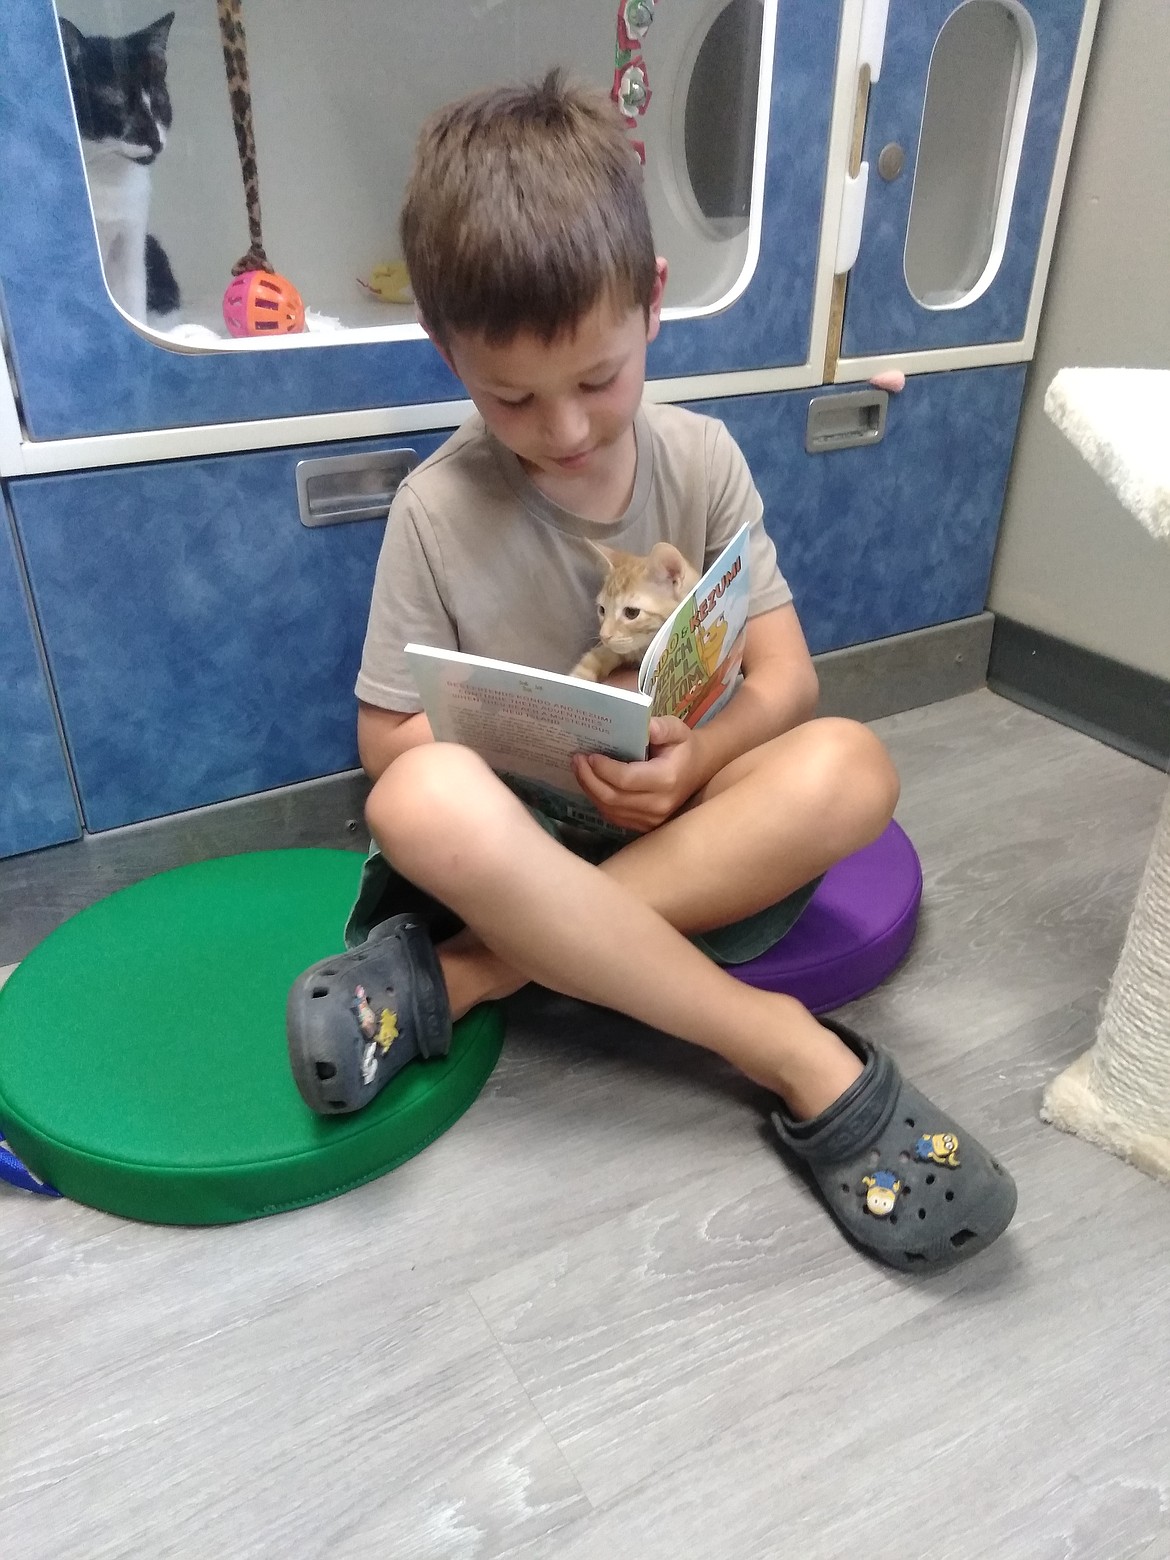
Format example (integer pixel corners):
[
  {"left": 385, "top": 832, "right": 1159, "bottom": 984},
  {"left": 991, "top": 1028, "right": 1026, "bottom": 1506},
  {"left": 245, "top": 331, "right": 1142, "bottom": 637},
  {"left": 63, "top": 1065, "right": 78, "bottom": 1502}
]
[
  {"left": 813, "top": 613, "right": 994, "bottom": 723},
  {"left": 987, "top": 617, "right": 1170, "bottom": 772},
  {"left": 0, "top": 769, "right": 372, "bottom": 964}
]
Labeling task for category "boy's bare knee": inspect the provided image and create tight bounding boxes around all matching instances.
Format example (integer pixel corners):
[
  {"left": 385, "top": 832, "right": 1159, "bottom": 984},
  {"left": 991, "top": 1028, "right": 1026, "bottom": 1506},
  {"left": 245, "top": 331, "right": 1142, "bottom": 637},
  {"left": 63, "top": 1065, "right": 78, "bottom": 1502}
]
[
  {"left": 366, "top": 743, "right": 498, "bottom": 869},
  {"left": 795, "top": 718, "right": 900, "bottom": 831},
  {"left": 823, "top": 717, "right": 900, "bottom": 815}
]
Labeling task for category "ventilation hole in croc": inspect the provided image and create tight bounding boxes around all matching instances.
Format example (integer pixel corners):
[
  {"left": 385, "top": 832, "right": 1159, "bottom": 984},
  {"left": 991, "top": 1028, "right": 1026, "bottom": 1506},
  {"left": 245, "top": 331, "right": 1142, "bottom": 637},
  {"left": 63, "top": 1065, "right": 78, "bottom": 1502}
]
[
  {"left": 320, "top": 968, "right": 338, "bottom": 977},
  {"left": 905, "top": 1252, "right": 927, "bottom": 1264},
  {"left": 311, "top": 985, "right": 330, "bottom": 998},
  {"left": 314, "top": 1061, "right": 336, "bottom": 1080},
  {"left": 888, "top": 1214, "right": 898, "bottom": 1225},
  {"left": 326, "top": 1100, "right": 347, "bottom": 1110},
  {"left": 867, "top": 1148, "right": 880, "bottom": 1167},
  {"left": 951, "top": 1228, "right": 977, "bottom": 1249},
  {"left": 905, "top": 1117, "right": 915, "bottom": 1128},
  {"left": 945, "top": 1190, "right": 955, "bottom": 1202},
  {"left": 901, "top": 1183, "right": 912, "bottom": 1197},
  {"left": 917, "top": 1207, "right": 927, "bottom": 1220},
  {"left": 899, "top": 1150, "right": 911, "bottom": 1162},
  {"left": 841, "top": 1182, "right": 851, "bottom": 1194},
  {"left": 925, "top": 1173, "right": 935, "bottom": 1185}
]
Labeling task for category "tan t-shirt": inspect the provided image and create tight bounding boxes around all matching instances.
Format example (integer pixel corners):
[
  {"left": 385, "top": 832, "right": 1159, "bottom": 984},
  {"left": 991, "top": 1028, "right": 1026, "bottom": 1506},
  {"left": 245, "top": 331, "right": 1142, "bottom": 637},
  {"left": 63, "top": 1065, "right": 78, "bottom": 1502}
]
[{"left": 356, "top": 400, "right": 792, "bottom": 713}]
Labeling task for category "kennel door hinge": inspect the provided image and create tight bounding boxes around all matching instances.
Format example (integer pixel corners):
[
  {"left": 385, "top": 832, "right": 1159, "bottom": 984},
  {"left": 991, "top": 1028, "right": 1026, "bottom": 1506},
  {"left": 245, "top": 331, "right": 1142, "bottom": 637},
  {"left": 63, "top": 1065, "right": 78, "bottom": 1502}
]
[
  {"left": 858, "top": 0, "right": 889, "bottom": 82},
  {"left": 834, "top": 163, "right": 870, "bottom": 276},
  {"left": 834, "top": 0, "right": 887, "bottom": 276}
]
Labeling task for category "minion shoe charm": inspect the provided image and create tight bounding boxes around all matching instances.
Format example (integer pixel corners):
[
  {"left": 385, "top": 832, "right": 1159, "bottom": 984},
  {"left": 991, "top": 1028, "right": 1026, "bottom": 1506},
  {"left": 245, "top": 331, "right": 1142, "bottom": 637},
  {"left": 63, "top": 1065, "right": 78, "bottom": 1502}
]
[
  {"left": 861, "top": 1170, "right": 901, "bottom": 1217},
  {"left": 915, "top": 1132, "right": 961, "bottom": 1168}
]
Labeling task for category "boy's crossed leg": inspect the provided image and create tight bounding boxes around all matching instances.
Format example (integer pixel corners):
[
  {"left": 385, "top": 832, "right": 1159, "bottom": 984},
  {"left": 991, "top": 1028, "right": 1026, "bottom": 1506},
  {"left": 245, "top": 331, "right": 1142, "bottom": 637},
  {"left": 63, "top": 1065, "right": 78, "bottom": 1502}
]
[
  {"left": 388, "top": 717, "right": 896, "bottom": 1118},
  {"left": 288, "top": 721, "right": 1018, "bottom": 1270}
]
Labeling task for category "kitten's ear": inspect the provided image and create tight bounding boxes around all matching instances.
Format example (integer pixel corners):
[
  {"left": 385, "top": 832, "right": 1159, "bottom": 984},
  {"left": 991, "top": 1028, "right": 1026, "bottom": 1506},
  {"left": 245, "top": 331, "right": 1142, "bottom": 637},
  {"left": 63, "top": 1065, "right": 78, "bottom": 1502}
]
[
  {"left": 58, "top": 17, "right": 85, "bottom": 69},
  {"left": 647, "top": 542, "right": 693, "bottom": 593},
  {"left": 142, "top": 11, "right": 175, "bottom": 59},
  {"left": 585, "top": 541, "right": 619, "bottom": 573}
]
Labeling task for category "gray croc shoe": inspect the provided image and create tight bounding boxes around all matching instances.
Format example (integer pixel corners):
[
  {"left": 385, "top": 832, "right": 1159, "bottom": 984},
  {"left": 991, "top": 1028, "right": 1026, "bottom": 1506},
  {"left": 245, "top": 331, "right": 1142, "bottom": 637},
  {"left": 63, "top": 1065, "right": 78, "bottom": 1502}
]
[
  {"left": 287, "top": 914, "right": 452, "bottom": 1115},
  {"left": 771, "top": 1019, "right": 1017, "bottom": 1271}
]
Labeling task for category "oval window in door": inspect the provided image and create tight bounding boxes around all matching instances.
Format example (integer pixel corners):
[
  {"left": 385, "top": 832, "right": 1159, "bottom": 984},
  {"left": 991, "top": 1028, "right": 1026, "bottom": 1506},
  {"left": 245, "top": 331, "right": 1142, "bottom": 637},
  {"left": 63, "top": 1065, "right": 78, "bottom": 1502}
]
[
  {"left": 684, "top": 0, "right": 765, "bottom": 232},
  {"left": 903, "top": 0, "right": 1037, "bottom": 310}
]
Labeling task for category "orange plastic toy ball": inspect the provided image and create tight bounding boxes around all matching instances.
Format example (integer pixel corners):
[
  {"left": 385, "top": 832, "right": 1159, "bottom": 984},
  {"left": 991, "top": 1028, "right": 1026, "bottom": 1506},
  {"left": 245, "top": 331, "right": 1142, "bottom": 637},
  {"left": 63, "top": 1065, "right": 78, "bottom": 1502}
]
[{"left": 222, "top": 270, "right": 305, "bottom": 337}]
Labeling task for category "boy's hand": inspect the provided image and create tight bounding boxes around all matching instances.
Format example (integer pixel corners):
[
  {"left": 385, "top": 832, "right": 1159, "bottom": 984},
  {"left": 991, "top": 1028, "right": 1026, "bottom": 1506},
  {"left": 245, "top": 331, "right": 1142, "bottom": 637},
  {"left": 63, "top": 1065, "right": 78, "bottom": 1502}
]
[{"left": 573, "top": 717, "right": 699, "bottom": 833}]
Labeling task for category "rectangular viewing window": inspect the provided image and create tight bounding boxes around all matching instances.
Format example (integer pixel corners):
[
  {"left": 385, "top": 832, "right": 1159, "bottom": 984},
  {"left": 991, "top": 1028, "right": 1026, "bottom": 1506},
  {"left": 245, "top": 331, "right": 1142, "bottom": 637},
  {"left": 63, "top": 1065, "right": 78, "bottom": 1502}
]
[{"left": 54, "top": 0, "right": 776, "bottom": 351}]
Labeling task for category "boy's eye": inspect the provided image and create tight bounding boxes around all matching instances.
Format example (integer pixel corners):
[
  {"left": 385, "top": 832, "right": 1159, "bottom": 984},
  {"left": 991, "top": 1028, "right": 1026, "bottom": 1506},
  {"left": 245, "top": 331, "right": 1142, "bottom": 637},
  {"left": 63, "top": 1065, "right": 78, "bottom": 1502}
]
[
  {"left": 496, "top": 393, "right": 532, "bottom": 409},
  {"left": 581, "top": 373, "right": 618, "bottom": 393},
  {"left": 622, "top": 606, "right": 640, "bottom": 621}
]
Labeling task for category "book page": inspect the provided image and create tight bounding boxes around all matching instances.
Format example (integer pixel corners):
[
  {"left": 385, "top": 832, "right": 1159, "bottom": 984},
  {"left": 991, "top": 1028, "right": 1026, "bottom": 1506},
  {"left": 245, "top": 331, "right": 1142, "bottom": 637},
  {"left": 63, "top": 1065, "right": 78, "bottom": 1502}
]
[{"left": 405, "top": 646, "right": 651, "bottom": 832}]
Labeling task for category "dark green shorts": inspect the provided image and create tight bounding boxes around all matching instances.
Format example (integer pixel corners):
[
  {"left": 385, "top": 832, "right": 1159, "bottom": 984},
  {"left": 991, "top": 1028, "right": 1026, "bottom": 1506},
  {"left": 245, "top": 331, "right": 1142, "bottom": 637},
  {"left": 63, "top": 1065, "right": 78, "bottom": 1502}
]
[{"left": 346, "top": 810, "right": 820, "bottom": 967}]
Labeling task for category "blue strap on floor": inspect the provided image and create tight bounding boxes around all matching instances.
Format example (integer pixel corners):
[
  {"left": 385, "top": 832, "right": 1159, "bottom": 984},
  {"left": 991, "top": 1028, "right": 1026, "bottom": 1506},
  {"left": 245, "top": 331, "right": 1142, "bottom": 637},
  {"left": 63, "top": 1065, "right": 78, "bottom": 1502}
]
[{"left": 0, "top": 1129, "right": 60, "bottom": 1196}]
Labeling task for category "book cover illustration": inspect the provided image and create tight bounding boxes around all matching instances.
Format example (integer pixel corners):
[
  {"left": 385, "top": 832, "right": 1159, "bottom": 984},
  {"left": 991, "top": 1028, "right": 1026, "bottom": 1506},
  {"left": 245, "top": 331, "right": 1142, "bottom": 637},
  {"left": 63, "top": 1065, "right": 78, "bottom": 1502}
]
[{"left": 641, "top": 525, "right": 750, "bottom": 726}]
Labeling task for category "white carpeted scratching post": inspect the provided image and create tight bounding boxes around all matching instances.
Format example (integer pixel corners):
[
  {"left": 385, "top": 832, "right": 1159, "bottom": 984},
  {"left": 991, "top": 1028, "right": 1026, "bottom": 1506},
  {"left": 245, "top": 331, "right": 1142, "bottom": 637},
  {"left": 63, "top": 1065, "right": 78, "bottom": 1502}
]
[{"left": 1038, "top": 368, "right": 1170, "bottom": 1180}]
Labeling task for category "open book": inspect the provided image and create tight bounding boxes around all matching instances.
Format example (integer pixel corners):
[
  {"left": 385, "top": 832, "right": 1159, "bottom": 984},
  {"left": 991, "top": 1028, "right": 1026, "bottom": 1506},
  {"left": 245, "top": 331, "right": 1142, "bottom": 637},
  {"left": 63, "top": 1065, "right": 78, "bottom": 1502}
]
[{"left": 405, "top": 525, "right": 750, "bottom": 837}]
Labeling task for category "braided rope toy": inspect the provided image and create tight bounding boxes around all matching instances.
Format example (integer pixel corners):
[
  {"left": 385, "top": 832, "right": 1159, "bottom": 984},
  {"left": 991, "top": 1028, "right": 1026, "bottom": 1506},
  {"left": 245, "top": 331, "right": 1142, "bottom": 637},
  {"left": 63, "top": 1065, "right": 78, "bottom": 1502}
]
[{"left": 216, "top": 0, "right": 304, "bottom": 335}]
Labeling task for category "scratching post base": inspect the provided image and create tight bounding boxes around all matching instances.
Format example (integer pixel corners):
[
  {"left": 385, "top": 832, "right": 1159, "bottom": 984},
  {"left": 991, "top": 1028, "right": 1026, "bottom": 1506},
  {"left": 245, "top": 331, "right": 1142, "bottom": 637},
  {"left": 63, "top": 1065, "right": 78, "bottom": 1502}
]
[
  {"left": 1041, "top": 787, "right": 1170, "bottom": 1182},
  {"left": 1039, "top": 368, "right": 1170, "bottom": 1183}
]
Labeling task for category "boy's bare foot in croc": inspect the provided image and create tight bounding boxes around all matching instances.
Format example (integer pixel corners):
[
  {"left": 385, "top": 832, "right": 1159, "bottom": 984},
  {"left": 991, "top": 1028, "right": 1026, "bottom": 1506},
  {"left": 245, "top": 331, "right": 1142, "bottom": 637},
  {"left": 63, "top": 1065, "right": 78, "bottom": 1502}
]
[
  {"left": 287, "top": 915, "right": 451, "bottom": 1114},
  {"left": 771, "top": 1019, "right": 1017, "bottom": 1271}
]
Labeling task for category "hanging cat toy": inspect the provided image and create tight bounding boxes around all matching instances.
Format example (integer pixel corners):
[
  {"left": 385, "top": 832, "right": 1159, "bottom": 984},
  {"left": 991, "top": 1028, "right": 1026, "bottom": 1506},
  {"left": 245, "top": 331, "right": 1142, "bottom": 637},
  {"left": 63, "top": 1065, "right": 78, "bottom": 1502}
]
[{"left": 216, "top": 0, "right": 305, "bottom": 336}]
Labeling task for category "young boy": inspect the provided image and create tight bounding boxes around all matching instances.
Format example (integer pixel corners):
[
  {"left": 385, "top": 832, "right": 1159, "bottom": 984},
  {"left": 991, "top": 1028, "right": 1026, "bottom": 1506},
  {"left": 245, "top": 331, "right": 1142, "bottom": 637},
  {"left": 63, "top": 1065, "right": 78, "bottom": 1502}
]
[{"left": 288, "top": 73, "right": 1016, "bottom": 1271}]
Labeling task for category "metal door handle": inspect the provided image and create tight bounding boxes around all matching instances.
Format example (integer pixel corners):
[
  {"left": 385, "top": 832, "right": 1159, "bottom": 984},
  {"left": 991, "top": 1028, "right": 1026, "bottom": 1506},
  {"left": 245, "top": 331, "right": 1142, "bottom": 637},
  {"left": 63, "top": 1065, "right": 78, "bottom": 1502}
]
[
  {"left": 805, "top": 390, "right": 889, "bottom": 453},
  {"left": 295, "top": 450, "right": 418, "bottom": 527}
]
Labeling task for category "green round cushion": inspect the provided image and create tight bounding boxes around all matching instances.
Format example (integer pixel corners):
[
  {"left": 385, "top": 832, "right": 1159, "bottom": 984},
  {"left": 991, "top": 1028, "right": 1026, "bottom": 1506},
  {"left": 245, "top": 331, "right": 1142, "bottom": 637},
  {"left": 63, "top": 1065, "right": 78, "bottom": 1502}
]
[{"left": 0, "top": 850, "right": 503, "bottom": 1225}]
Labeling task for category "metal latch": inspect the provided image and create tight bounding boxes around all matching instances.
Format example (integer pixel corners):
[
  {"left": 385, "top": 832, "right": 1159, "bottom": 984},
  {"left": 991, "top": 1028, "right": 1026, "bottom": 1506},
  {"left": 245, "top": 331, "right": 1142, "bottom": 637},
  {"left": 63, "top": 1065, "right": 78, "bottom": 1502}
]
[
  {"left": 295, "top": 450, "right": 418, "bottom": 527},
  {"left": 805, "top": 390, "right": 888, "bottom": 453}
]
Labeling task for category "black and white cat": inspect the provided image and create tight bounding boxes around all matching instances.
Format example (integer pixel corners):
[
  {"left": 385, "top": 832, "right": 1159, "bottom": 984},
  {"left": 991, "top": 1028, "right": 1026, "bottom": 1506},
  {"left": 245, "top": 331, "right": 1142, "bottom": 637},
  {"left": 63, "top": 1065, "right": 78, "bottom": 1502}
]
[{"left": 59, "top": 13, "right": 180, "bottom": 321}]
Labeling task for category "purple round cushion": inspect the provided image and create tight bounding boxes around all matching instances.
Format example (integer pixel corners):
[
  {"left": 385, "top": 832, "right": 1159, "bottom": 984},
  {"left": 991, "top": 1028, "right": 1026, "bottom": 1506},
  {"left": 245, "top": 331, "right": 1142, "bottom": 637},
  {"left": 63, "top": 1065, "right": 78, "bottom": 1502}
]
[{"left": 732, "top": 821, "right": 922, "bottom": 1012}]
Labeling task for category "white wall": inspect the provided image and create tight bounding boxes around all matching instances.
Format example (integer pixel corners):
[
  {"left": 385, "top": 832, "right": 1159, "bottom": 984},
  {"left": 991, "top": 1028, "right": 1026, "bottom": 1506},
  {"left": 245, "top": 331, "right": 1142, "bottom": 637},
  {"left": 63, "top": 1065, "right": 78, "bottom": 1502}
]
[{"left": 988, "top": 0, "right": 1170, "bottom": 680}]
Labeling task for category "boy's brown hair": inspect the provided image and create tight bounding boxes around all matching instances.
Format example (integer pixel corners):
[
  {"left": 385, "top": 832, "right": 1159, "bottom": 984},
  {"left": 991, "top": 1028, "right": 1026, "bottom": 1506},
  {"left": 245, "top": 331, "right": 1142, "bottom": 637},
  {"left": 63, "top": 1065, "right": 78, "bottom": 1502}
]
[{"left": 400, "top": 70, "right": 658, "bottom": 347}]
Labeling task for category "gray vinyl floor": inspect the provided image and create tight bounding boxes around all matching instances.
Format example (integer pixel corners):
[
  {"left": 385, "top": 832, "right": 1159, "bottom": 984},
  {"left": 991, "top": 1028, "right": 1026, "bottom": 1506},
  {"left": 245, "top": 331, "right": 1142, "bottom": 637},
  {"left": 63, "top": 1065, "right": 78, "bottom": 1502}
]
[{"left": 2, "top": 689, "right": 1169, "bottom": 1560}]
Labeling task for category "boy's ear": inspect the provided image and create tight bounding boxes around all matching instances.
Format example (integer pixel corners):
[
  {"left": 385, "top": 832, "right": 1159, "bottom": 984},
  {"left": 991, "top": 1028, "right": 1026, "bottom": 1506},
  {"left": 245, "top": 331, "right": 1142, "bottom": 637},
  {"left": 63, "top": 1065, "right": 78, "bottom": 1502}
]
[
  {"left": 421, "top": 321, "right": 457, "bottom": 377},
  {"left": 645, "top": 257, "right": 669, "bottom": 344}
]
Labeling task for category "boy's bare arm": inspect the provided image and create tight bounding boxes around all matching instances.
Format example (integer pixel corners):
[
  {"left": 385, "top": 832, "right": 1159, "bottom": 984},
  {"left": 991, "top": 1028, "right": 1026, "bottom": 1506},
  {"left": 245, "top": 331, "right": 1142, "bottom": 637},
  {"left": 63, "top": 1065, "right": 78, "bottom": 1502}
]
[
  {"left": 357, "top": 702, "right": 435, "bottom": 781},
  {"left": 686, "top": 602, "right": 819, "bottom": 785}
]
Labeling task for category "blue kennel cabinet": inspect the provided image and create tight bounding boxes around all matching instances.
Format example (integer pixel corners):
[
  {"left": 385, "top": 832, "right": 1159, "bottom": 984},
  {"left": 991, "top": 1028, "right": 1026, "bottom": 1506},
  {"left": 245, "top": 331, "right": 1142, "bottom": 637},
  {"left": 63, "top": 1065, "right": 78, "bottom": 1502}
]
[{"left": 0, "top": 0, "right": 1098, "bottom": 852}]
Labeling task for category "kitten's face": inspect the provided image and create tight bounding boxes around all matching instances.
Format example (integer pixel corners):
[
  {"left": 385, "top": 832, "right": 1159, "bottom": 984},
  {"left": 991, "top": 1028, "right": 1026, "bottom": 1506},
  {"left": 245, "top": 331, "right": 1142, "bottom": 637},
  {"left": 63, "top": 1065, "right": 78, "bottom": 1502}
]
[
  {"left": 594, "top": 543, "right": 698, "bottom": 660},
  {"left": 60, "top": 13, "right": 175, "bottom": 165}
]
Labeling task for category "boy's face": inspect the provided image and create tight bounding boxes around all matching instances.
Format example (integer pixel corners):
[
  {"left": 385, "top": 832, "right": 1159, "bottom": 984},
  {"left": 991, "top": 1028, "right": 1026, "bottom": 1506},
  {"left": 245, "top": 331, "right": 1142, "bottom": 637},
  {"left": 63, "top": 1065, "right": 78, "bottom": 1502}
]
[{"left": 437, "top": 259, "right": 667, "bottom": 496}]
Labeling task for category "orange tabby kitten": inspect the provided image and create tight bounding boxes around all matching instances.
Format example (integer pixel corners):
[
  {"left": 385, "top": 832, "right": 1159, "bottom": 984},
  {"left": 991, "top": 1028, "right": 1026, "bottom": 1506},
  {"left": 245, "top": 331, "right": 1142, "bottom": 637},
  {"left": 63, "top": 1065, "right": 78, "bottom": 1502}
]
[{"left": 570, "top": 541, "right": 700, "bottom": 682}]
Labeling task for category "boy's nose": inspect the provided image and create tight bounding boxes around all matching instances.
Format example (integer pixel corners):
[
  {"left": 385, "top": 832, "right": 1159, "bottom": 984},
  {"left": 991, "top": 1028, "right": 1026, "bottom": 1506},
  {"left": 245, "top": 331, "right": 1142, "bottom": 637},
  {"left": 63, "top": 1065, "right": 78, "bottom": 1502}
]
[{"left": 542, "top": 398, "right": 590, "bottom": 455}]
